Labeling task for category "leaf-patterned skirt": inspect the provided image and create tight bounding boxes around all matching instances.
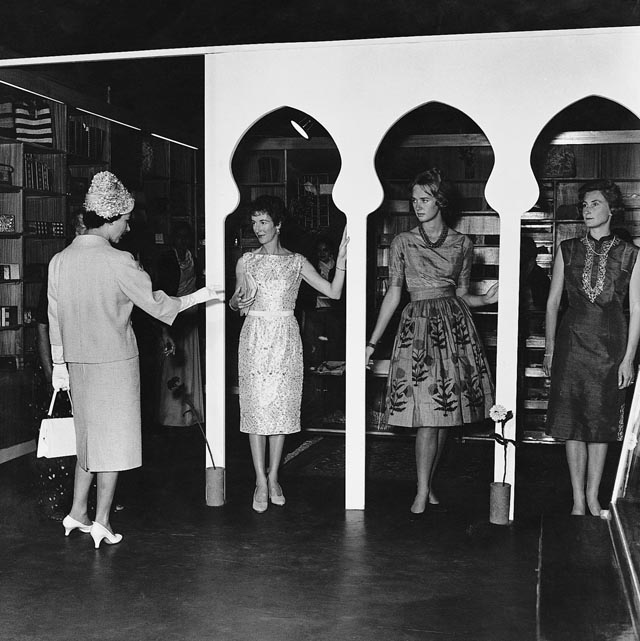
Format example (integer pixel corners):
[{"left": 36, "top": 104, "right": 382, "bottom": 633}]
[{"left": 384, "top": 296, "right": 494, "bottom": 429}]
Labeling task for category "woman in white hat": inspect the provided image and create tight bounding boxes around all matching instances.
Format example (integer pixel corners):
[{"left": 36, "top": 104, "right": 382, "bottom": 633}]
[{"left": 48, "top": 171, "right": 216, "bottom": 547}]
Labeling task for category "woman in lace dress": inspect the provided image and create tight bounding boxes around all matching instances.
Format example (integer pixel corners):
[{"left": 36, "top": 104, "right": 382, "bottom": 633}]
[
  {"left": 544, "top": 179, "right": 640, "bottom": 517},
  {"left": 230, "top": 196, "right": 348, "bottom": 512},
  {"left": 366, "top": 168, "right": 498, "bottom": 514}
]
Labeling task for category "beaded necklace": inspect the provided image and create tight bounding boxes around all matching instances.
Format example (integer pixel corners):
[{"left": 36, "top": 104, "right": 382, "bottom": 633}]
[
  {"left": 418, "top": 224, "right": 448, "bottom": 249},
  {"left": 581, "top": 233, "right": 618, "bottom": 303}
]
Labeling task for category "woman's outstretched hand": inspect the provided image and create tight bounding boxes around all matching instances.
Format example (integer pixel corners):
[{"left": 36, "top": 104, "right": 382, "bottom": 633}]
[
  {"left": 235, "top": 272, "right": 257, "bottom": 316},
  {"left": 542, "top": 351, "right": 553, "bottom": 378},
  {"left": 365, "top": 344, "right": 375, "bottom": 368},
  {"left": 336, "top": 226, "right": 349, "bottom": 266},
  {"left": 483, "top": 281, "right": 499, "bottom": 306}
]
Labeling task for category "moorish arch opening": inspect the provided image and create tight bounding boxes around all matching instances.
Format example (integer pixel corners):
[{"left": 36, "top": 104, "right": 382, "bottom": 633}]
[
  {"left": 365, "top": 102, "right": 498, "bottom": 511},
  {"left": 519, "top": 96, "right": 640, "bottom": 511},
  {"left": 225, "top": 106, "right": 347, "bottom": 494}
]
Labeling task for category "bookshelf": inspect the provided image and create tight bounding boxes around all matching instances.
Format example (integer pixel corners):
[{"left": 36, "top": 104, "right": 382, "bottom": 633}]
[
  {"left": 0, "top": 76, "right": 199, "bottom": 369},
  {"left": 0, "top": 121, "right": 68, "bottom": 367}
]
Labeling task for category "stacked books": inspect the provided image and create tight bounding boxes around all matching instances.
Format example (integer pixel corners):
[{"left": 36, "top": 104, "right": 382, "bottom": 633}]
[
  {"left": 0, "top": 305, "right": 18, "bottom": 327},
  {"left": 0, "top": 264, "right": 19, "bottom": 280},
  {"left": 23, "top": 154, "right": 51, "bottom": 191},
  {"left": 25, "top": 220, "right": 65, "bottom": 237}
]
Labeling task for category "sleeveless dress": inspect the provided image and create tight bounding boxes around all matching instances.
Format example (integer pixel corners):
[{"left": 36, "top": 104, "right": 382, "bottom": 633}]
[
  {"left": 238, "top": 252, "right": 304, "bottom": 435},
  {"left": 546, "top": 235, "right": 638, "bottom": 442},
  {"left": 384, "top": 228, "right": 494, "bottom": 429}
]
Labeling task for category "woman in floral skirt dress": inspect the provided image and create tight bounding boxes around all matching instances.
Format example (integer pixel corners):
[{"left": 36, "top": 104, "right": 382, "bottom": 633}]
[{"left": 366, "top": 168, "right": 498, "bottom": 514}]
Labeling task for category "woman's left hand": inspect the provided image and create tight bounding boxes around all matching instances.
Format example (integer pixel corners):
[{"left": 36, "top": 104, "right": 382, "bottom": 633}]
[
  {"left": 618, "top": 358, "right": 637, "bottom": 389},
  {"left": 483, "top": 282, "right": 499, "bottom": 306},
  {"left": 336, "top": 226, "right": 349, "bottom": 265}
]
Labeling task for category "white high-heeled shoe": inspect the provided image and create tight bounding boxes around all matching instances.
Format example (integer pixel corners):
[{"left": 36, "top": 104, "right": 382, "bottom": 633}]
[
  {"left": 90, "top": 521, "right": 123, "bottom": 549},
  {"left": 62, "top": 514, "right": 92, "bottom": 536},
  {"left": 252, "top": 487, "right": 268, "bottom": 513},
  {"left": 268, "top": 482, "right": 286, "bottom": 506}
]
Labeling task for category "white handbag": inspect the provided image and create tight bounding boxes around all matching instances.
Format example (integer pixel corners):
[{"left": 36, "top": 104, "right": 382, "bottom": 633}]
[{"left": 36, "top": 390, "right": 76, "bottom": 458}]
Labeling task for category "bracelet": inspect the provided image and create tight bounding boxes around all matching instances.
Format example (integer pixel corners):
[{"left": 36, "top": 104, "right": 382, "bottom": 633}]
[
  {"left": 367, "top": 342, "right": 377, "bottom": 349},
  {"left": 336, "top": 265, "right": 346, "bottom": 271}
]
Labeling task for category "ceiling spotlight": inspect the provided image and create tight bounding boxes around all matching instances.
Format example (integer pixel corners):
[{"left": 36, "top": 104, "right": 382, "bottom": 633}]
[{"left": 290, "top": 113, "right": 314, "bottom": 140}]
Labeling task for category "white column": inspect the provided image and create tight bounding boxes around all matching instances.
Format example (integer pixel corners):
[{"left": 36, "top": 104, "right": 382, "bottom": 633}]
[
  {"left": 493, "top": 213, "right": 521, "bottom": 519},
  {"left": 203, "top": 53, "right": 234, "bottom": 503},
  {"left": 343, "top": 223, "right": 367, "bottom": 510}
]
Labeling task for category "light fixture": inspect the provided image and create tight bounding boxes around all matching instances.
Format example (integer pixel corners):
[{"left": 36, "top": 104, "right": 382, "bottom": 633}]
[
  {"left": 76, "top": 107, "right": 141, "bottom": 131},
  {"left": 0, "top": 80, "right": 64, "bottom": 104},
  {"left": 290, "top": 112, "right": 314, "bottom": 140},
  {"left": 151, "top": 132, "right": 198, "bottom": 150}
]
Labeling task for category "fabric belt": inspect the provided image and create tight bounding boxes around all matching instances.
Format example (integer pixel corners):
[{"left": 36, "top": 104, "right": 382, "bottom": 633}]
[
  {"left": 409, "top": 286, "right": 456, "bottom": 301},
  {"left": 248, "top": 310, "right": 294, "bottom": 317}
]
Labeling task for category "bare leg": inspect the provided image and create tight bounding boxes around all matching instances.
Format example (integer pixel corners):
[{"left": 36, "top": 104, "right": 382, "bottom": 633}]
[
  {"left": 267, "top": 435, "right": 286, "bottom": 485},
  {"left": 95, "top": 471, "right": 119, "bottom": 533},
  {"left": 428, "top": 430, "right": 448, "bottom": 505},
  {"left": 69, "top": 461, "right": 94, "bottom": 526},
  {"left": 586, "top": 442, "right": 608, "bottom": 516},
  {"left": 249, "top": 434, "right": 268, "bottom": 501},
  {"left": 566, "top": 440, "right": 587, "bottom": 515},
  {"left": 412, "top": 428, "right": 446, "bottom": 514}
]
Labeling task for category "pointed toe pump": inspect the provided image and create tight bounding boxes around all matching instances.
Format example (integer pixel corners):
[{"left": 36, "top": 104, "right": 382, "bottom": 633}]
[
  {"left": 62, "top": 515, "right": 92, "bottom": 536},
  {"left": 268, "top": 482, "right": 286, "bottom": 507},
  {"left": 90, "top": 522, "right": 123, "bottom": 549},
  {"left": 252, "top": 487, "right": 268, "bottom": 513}
]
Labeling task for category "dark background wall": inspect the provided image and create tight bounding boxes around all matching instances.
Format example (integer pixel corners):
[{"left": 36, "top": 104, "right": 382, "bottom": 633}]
[{"left": 1, "top": 0, "right": 639, "bottom": 147}]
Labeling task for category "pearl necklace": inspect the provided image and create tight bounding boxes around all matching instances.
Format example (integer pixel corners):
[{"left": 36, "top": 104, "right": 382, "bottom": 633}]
[
  {"left": 581, "top": 234, "right": 618, "bottom": 303},
  {"left": 418, "top": 224, "right": 448, "bottom": 249}
]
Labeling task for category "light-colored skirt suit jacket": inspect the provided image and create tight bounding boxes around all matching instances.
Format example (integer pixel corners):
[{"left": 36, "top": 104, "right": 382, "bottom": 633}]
[{"left": 48, "top": 235, "right": 182, "bottom": 471}]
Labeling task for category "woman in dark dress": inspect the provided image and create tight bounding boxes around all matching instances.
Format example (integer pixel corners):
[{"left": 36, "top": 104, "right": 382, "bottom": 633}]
[
  {"left": 544, "top": 179, "right": 640, "bottom": 517},
  {"left": 366, "top": 168, "right": 498, "bottom": 514},
  {"left": 155, "top": 222, "right": 204, "bottom": 427}
]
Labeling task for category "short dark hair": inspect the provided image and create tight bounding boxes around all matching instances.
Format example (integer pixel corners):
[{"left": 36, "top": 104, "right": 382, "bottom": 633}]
[
  {"left": 410, "top": 167, "right": 454, "bottom": 211},
  {"left": 250, "top": 195, "right": 287, "bottom": 226},
  {"left": 578, "top": 179, "right": 624, "bottom": 217},
  {"left": 82, "top": 209, "right": 124, "bottom": 229}
]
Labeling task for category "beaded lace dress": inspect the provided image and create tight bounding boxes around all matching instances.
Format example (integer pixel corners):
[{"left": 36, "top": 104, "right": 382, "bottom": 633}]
[{"left": 238, "top": 252, "right": 304, "bottom": 435}]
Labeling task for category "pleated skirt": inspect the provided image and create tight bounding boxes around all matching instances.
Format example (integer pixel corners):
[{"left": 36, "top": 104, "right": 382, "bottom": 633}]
[{"left": 69, "top": 357, "right": 141, "bottom": 472}]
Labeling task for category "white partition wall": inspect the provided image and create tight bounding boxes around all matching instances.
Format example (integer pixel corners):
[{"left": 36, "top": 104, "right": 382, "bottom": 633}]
[
  {"left": 204, "top": 27, "right": 640, "bottom": 514},
  {"left": 3, "top": 27, "right": 639, "bottom": 517}
]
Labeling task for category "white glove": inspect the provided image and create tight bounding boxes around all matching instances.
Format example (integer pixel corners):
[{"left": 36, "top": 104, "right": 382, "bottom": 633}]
[
  {"left": 52, "top": 363, "right": 70, "bottom": 391},
  {"left": 179, "top": 287, "right": 223, "bottom": 311},
  {"left": 51, "top": 344, "right": 65, "bottom": 364}
]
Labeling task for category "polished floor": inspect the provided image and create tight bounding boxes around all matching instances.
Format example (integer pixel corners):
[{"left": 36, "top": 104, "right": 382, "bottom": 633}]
[{"left": 0, "top": 404, "right": 635, "bottom": 641}]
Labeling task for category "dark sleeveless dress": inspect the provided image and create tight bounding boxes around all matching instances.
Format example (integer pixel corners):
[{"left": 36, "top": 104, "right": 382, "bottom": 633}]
[{"left": 546, "top": 235, "right": 639, "bottom": 442}]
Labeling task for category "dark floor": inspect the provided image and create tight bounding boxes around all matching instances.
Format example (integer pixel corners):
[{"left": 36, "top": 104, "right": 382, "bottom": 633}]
[{"left": 0, "top": 366, "right": 636, "bottom": 640}]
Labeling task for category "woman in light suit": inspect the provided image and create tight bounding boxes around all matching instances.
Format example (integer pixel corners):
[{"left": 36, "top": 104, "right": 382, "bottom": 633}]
[{"left": 48, "top": 172, "right": 216, "bottom": 548}]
